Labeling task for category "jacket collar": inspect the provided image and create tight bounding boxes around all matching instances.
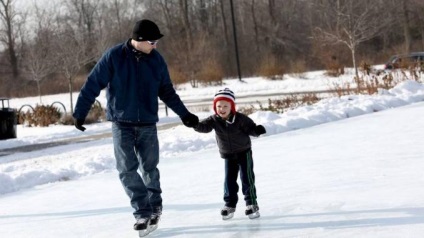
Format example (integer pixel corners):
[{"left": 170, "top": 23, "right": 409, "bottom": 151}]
[
  {"left": 217, "top": 112, "right": 236, "bottom": 124},
  {"left": 122, "top": 39, "right": 155, "bottom": 59}
]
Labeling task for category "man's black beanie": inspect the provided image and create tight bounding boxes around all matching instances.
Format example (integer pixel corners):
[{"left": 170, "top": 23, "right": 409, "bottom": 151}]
[{"left": 132, "top": 19, "right": 164, "bottom": 41}]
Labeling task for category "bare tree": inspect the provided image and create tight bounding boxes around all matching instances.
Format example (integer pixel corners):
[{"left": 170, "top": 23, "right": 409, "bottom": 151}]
[
  {"left": 68, "top": 0, "right": 98, "bottom": 41},
  {"left": 219, "top": 0, "right": 230, "bottom": 46},
  {"left": 24, "top": 4, "right": 57, "bottom": 103},
  {"left": 409, "top": 0, "right": 424, "bottom": 50},
  {"left": 53, "top": 25, "right": 96, "bottom": 115},
  {"left": 111, "top": 0, "right": 124, "bottom": 39},
  {"left": 152, "top": 0, "right": 200, "bottom": 86},
  {"left": 400, "top": 0, "right": 412, "bottom": 53},
  {"left": 4, "top": 0, "right": 424, "bottom": 99},
  {"left": 250, "top": 0, "right": 260, "bottom": 51},
  {"left": 313, "top": 0, "right": 390, "bottom": 78},
  {"left": 67, "top": 0, "right": 100, "bottom": 58},
  {"left": 179, "top": 0, "right": 193, "bottom": 50},
  {"left": 0, "top": 0, "right": 22, "bottom": 78}
]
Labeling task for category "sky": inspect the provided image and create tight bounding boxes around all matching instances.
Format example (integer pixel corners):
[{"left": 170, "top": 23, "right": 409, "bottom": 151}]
[{"left": 1, "top": 69, "right": 424, "bottom": 237}]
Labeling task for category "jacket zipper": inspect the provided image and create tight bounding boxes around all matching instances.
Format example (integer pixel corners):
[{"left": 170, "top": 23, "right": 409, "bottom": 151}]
[
  {"left": 225, "top": 121, "right": 233, "bottom": 153},
  {"left": 135, "top": 56, "right": 141, "bottom": 121}
]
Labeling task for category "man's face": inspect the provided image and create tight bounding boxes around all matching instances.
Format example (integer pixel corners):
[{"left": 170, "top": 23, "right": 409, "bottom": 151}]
[
  {"left": 132, "top": 40, "right": 158, "bottom": 54},
  {"left": 216, "top": 100, "right": 231, "bottom": 119}
]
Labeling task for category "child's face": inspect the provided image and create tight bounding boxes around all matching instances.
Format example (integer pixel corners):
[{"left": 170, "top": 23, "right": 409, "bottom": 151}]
[{"left": 216, "top": 100, "right": 232, "bottom": 119}]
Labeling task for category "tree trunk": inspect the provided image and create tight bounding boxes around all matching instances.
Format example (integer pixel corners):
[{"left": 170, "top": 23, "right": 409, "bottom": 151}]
[
  {"left": 351, "top": 45, "right": 358, "bottom": 79},
  {"left": 69, "top": 76, "right": 74, "bottom": 115},
  {"left": 199, "top": 0, "right": 208, "bottom": 34},
  {"left": 219, "top": 0, "right": 230, "bottom": 46},
  {"left": 179, "top": 0, "right": 192, "bottom": 49},
  {"left": 401, "top": 0, "right": 412, "bottom": 53},
  {"left": 113, "top": 0, "right": 123, "bottom": 39},
  {"left": 251, "top": 0, "right": 260, "bottom": 52},
  {"left": 0, "top": 0, "right": 19, "bottom": 78},
  {"left": 422, "top": 29, "right": 424, "bottom": 50},
  {"left": 7, "top": 38, "right": 18, "bottom": 78},
  {"left": 36, "top": 79, "right": 42, "bottom": 104},
  {"left": 159, "top": 0, "right": 172, "bottom": 34}
]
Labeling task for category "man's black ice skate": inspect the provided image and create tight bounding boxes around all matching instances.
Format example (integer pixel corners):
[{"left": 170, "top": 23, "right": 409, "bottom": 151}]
[
  {"left": 221, "top": 206, "right": 236, "bottom": 220},
  {"left": 134, "top": 218, "right": 150, "bottom": 237},
  {"left": 245, "top": 205, "right": 260, "bottom": 219},
  {"left": 149, "top": 206, "right": 162, "bottom": 232}
]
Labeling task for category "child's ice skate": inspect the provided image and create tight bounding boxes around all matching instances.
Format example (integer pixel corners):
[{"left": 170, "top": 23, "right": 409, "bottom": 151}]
[
  {"left": 245, "top": 205, "right": 260, "bottom": 219},
  {"left": 221, "top": 206, "right": 236, "bottom": 220}
]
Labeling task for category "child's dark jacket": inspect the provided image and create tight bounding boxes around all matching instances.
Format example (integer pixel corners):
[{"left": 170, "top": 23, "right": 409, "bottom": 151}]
[{"left": 194, "top": 112, "right": 261, "bottom": 159}]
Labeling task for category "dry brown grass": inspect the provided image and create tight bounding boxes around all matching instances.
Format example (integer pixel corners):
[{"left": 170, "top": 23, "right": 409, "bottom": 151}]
[
  {"left": 256, "top": 55, "right": 285, "bottom": 80},
  {"left": 197, "top": 60, "right": 224, "bottom": 86},
  {"left": 20, "top": 100, "right": 105, "bottom": 127},
  {"left": 330, "top": 67, "right": 423, "bottom": 98},
  {"left": 239, "top": 94, "right": 320, "bottom": 115},
  {"left": 169, "top": 66, "right": 189, "bottom": 88},
  {"left": 324, "top": 56, "right": 345, "bottom": 77},
  {"left": 20, "top": 105, "right": 62, "bottom": 127},
  {"left": 288, "top": 59, "right": 308, "bottom": 78}
]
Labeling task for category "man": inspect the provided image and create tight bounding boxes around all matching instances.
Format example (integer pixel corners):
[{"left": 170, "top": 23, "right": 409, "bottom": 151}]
[{"left": 73, "top": 19, "right": 199, "bottom": 236}]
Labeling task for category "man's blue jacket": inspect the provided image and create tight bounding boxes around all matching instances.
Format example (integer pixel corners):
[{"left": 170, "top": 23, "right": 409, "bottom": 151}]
[{"left": 73, "top": 40, "right": 189, "bottom": 123}]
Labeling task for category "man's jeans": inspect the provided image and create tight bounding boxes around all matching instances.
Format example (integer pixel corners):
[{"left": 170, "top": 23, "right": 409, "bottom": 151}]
[{"left": 112, "top": 122, "right": 162, "bottom": 219}]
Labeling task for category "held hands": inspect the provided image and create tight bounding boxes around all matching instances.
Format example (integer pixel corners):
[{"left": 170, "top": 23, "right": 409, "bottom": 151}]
[
  {"left": 181, "top": 112, "right": 199, "bottom": 128},
  {"left": 254, "top": 125, "right": 266, "bottom": 135},
  {"left": 74, "top": 118, "right": 86, "bottom": 132}
]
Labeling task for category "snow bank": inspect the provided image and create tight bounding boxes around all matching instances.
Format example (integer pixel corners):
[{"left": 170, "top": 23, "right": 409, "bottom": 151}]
[{"left": 0, "top": 80, "right": 424, "bottom": 194}]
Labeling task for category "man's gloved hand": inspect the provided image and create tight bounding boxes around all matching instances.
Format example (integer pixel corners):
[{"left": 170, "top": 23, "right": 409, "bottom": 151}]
[
  {"left": 181, "top": 112, "right": 199, "bottom": 128},
  {"left": 74, "top": 118, "right": 86, "bottom": 132},
  {"left": 254, "top": 125, "right": 266, "bottom": 135}
]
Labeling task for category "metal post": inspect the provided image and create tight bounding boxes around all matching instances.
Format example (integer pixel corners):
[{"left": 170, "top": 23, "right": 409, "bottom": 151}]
[{"left": 230, "top": 0, "right": 242, "bottom": 82}]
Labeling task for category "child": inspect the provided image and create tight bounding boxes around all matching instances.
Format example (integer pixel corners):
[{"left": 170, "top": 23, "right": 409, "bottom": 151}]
[{"left": 194, "top": 88, "right": 266, "bottom": 220}]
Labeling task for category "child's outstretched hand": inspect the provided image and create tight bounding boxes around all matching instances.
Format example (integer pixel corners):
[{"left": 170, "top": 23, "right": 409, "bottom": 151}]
[{"left": 254, "top": 125, "right": 266, "bottom": 135}]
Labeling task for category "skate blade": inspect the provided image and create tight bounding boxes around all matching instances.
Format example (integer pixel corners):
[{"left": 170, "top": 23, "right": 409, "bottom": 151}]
[
  {"left": 248, "top": 211, "right": 260, "bottom": 219},
  {"left": 138, "top": 229, "right": 150, "bottom": 237},
  {"left": 222, "top": 213, "right": 234, "bottom": 220},
  {"left": 149, "top": 224, "right": 158, "bottom": 232}
]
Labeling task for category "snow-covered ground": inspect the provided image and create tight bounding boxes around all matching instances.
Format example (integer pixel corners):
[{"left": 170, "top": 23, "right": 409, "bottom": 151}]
[{"left": 1, "top": 70, "right": 424, "bottom": 237}]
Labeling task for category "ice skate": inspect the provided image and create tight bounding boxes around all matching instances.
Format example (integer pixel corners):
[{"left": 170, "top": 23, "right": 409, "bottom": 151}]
[
  {"left": 149, "top": 206, "right": 162, "bottom": 232},
  {"left": 245, "top": 205, "right": 260, "bottom": 219},
  {"left": 221, "top": 206, "right": 236, "bottom": 220},
  {"left": 134, "top": 218, "right": 150, "bottom": 237}
]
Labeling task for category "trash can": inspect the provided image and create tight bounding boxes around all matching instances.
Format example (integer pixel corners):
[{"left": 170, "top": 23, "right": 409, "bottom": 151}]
[{"left": 0, "top": 98, "right": 17, "bottom": 140}]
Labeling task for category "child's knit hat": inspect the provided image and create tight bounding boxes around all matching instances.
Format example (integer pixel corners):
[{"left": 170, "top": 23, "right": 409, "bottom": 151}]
[{"left": 213, "top": 88, "right": 236, "bottom": 114}]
